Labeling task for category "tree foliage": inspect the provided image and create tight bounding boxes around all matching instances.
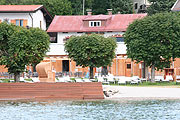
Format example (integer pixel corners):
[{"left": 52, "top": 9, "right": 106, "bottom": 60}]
[
  {"left": 0, "top": 0, "right": 72, "bottom": 17},
  {"left": 0, "top": 0, "right": 133, "bottom": 15},
  {"left": 147, "top": 0, "right": 176, "bottom": 15},
  {"left": 0, "top": 22, "right": 50, "bottom": 82},
  {"left": 124, "top": 12, "right": 180, "bottom": 81},
  {"left": 109, "top": 0, "right": 133, "bottom": 14},
  {"left": 91, "top": 0, "right": 133, "bottom": 15},
  {"left": 65, "top": 34, "right": 117, "bottom": 78}
]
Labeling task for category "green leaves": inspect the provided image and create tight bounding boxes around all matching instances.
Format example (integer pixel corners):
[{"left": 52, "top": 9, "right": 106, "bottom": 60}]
[
  {"left": 0, "top": 22, "right": 50, "bottom": 74},
  {"left": 147, "top": 0, "right": 176, "bottom": 15},
  {"left": 65, "top": 34, "right": 117, "bottom": 68},
  {"left": 125, "top": 12, "right": 180, "bottom": 70}
]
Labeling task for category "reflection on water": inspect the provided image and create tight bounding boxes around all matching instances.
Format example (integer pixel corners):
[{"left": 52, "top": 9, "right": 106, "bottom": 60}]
[{"left": 0, "top": 99, "right": 180, "bottom": 120}]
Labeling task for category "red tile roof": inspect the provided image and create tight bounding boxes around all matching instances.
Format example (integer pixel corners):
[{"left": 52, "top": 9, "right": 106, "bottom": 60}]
[
  {"left": 47, "top": 14, "right": 147, "bottom": 32},
  {"left": 0, "top": 5, "right": 43, "bottom": 12},
  {"left": 83, "top": 15, "right": 112, "bottom": 21}
]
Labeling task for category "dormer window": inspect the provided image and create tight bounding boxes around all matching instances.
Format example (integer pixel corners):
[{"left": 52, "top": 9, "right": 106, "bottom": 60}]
[{"left": 89, "top": 21, "right": 101, "bottom": 27}]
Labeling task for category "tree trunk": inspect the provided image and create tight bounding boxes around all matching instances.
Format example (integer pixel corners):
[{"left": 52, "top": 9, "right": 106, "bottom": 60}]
[
  {"left": 131, "top": 61, "right": 133, "bottom": 77},
  {"left": 90, "top": 66, "right": 94, "bottom": 79},
  {"left": 145, "top": 65, "right": 149, "bottom": 80},
  {"left": 101, "top": 66, "right": 108, "bottom": 76},
  {"left": 151, "top": 64, "right": 155, "bottom": 83},
  {"left": 14, "top": 73, "right": 20, "bottom": 82}
]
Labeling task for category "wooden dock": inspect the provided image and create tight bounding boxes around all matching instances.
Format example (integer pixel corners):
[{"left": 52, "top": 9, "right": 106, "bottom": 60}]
[{"left": 0, "top": 82, "right": 104, "bottom": 100}]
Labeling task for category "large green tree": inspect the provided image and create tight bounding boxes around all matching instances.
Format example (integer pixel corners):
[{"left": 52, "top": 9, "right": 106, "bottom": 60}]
[
  {"left": 0, "top": 0, "right": 72, "bottom": 17},
  {"left": 68, "top": 0, "right": 133, "bottom": 15},
  {"left": 124, "top": 12, "right": 180, "bottom": 82},
  {"left": 109, "top": 0, "right": 133, "bottom": 14},
  {"left": 65, "top": 34, "right": 117, "bottom": 79},
  {"left": 147, "top": 0, "right": 176, "bottom": 15},
  {"left": 92, "top": 0, "right": 133, "bottom": 15},
  {"left": 0, "top": 22, "right": 50, "bottom": 82},
  {"left": 69, "top": 0, "right": 93, "bottom": 15}
]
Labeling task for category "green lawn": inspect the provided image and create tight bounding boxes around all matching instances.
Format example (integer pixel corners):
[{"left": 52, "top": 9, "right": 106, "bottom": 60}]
[
  {"left": 109, "top": 81, "right": 180, "bottom": 87},
  {"left": 0, "top": 78, "right": 32, "bottom": 83}
]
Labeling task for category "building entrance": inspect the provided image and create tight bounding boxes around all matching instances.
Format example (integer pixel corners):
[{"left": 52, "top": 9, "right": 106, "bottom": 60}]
[{"left": 62, "top": 60, "right": 69, "bottom": 72}]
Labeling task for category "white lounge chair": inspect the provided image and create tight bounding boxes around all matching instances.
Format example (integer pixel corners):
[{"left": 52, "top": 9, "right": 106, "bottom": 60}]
[
  {"left": 56, "top": 77, "right": 66, "bottom": 82},
  {"left": 83, "top": 79, "right": 92, "bottom": 82},
  {"left": 130, "top": 76, "right": 141, "bottom": 84},
  {"left": 106, "top": 76, "right": 115, "bottom": 84},
  {"left": 97, "top": 77, "right": 109, "bottom": 84},
  {"left": 155, "top": 76, "right": 164, "bottom": 82},
  {"left": 176, "top": 76, "right": 180, "bottom": 84},
  {"left": 117, "top": 78, "right": 126, "bottom": 85},
  {"left": 31, "top": 78, "right": 40, "bottom": 82},
  {"left": 20, "top": 77, "right": 26, "bottom": 82},
  {"left": 64, "top": 76, "right": 72, "bottom": 82},
  {"left": 75, "top": 78, "right": 84, "bottom": 82},
  {"left": 163, "top": 75, "right": 173, "bottom": 82}
]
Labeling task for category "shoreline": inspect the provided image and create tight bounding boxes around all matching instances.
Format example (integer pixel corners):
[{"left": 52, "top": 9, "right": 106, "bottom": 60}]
[{"left": 103, "top": 85, "right": 180, "bottom": 100}]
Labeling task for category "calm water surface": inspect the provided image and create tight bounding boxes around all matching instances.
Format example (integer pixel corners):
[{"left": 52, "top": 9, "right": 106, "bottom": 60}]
[{"left": 0, "top": 99, "right": 180, "bottom": 120}]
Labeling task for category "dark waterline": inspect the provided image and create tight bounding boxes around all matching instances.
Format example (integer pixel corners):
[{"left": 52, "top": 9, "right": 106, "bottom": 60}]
[{"left": 0, "top": 99, "right": 180, "bottom": 120}]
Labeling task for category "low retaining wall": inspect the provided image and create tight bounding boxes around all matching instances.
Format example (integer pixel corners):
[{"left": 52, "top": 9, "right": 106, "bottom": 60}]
[{"left": 0, "top": 82, "right": 104, "bottom": 100}]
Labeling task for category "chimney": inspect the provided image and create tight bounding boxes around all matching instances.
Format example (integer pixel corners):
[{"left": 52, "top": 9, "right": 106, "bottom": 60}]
[
  {"left": 107, "top": 9, "right": 112, "bottom": 15},
  {"left": 86, "top": 9, "right": 92, "bottom": 15}
]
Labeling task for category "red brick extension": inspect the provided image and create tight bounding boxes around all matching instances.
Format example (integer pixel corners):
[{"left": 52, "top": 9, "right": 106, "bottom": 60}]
[{"left": 0, "top": 82, "right": 104, "bottom": 100}]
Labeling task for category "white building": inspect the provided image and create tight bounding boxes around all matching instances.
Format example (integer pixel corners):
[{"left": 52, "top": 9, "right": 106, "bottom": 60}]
[
  {"left": 46, "top": 11, "right": 147, "bottom": 77},
  {"left": 171, "top": 0, "right": 180, "bottom": 11},
  {"left": 0, "top": 5, "right": 52, "bottom": 30}
]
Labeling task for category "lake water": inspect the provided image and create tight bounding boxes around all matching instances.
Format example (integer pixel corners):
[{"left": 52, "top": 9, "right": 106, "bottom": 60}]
[{"left": 0, "top": 99, "right": 180, "bottom": 120}]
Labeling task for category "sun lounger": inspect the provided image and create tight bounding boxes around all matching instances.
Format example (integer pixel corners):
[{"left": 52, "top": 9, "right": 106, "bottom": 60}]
[
  {"left": 130, "top": 76, "right": 141, "bottom": 84},
  {"left": 31, "top": 78, "right": 40, "bottom": 82},
  {"left": 163, "top": 75, "right": 173, "bottom": 82},
  {"left": 20, "top": 77, "right": 26, "bottom": 82},
  {"left": 64, "top": 76, "right": 73, "bottom": 82},
  {"left": 75, "top": 78, "right": 84, "bottom": 82},
  {"left": 155, "top": 76, "right": 164, "bottom": 82},
  {"left": 117, "top": 79, "right": 126, "bottom": 85},
  {"left": 140, "top": 78, "right": 148, "bottom": 82},
  {"left": 56, "top": 77, "right": 65, "bottom": 82},
  {"left": 106, "top": 76, "right": 115, "bottom": 84},
  {"left": 97, "top": 77, "right": 109, "bottom": 84},
  {"left": 176, "top": 76, "right": 180, "bottom": 84},
  {"left": 83, "top": 79, "right": 92, "bottom": 82}
]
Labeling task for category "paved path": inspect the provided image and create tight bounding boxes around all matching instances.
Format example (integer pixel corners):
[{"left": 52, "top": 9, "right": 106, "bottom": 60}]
[{"left": 103, "top": 85, "right": 180, "bottom": 99}]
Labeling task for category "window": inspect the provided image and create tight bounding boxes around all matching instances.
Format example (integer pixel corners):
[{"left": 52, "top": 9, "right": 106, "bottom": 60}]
[
  {"left": 16, "top": 19, "right": 23, "bottom": 26},
  {"left": 127, "top": 64, "right": 131, "bottom": 69},
  {"left": 134, "top": 3, "right": 138, "bottom": 9},
  {"left": 16, "top": 20, "right": 20, "bottom": 26},
  {"left": 85, "top": 32, "right": 104, "bottom": 34},
  {"left": 20, "top": 20, "right": 23, "bottom": 26},
  {"left": 116, "top": 37, "right": 124, "bottom": 42},
  {"left": 48, "top": 32, "right": 57, "bottom": 43},
  {"left": 89, "top": 21, "right": 101, "bottom": 27}
]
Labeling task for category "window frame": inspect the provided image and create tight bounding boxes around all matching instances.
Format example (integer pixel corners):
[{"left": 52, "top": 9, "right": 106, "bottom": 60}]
[
  {"left": 127, "top": 64, "right": 131, "bottom": 69},
  {"left": 116, "top": 37, "right": 124, "bottom": 43},
  {"left": 89, "top": 21, "right": 101, "bottom": 27},
  {"left": 134, "top": 3, "right": 138, "bottom": 10},
  {"left": 16, "top": 19, "right": 24, "bottom": 26},
  {"left": 48, "top": 32, "right": 58, "bottom": 43}
]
